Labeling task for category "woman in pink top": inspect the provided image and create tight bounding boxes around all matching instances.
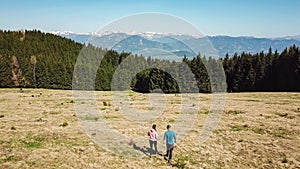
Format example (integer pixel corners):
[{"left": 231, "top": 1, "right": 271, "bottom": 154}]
[{"left": 147, "top": 124, "right": 158, "bottom": 156}]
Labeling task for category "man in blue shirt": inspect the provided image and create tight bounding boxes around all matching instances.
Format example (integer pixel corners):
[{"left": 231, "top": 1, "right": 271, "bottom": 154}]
[{"left": 163, "top": 124, "right": 176, "bottom": 163}]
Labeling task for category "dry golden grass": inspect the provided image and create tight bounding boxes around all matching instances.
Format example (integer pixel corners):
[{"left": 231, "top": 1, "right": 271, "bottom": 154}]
[{"left": 0, "top": 89, "right": 299, "bottom": 168}]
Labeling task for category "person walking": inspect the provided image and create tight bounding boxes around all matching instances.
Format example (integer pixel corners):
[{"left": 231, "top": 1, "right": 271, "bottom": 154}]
[
  {"left": 147, "top": 124, "right": 158, "bottom": 156},
  {"left": 163, "top": 124, "right": 176, "bottom": 163}
]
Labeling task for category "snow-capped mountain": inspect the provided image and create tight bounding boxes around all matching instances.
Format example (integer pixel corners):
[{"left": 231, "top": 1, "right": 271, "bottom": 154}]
[
  {"left": 280, "top": 35, "right": 300, "bottom": 40},
  {"left": 53, "top": 31, "right": 300, "bottom": 58}
]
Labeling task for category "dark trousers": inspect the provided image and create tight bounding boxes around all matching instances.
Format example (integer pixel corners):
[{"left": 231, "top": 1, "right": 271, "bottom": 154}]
[
  {"left": 149, "top": 140, "right": 157, "bottom": 155},
  {"left": 166, "top": 144, "right": 174, "bottom": 160}
]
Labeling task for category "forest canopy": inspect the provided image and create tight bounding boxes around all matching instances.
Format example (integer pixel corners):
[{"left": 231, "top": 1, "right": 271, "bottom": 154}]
[{"left": 0, "top": 30, "right": 299, "bottom": 92}]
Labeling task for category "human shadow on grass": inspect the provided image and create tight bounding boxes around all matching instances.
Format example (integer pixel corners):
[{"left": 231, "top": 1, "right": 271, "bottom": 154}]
[
  {"left": 129, "top": 141, "right": 163, "bottom": 158},
  {"left": 131, "top": 142, "right": 151, "bottom": 157},
  {"left": 129, "top": 141, "right": 178, "bottom": 166}
]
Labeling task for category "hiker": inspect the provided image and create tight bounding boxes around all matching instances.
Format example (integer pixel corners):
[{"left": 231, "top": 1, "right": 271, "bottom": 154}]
[
  {"left": 163, "top": 124, "right": 176, "bottom": 163},
  {"left": 147, "top": 124, "right": 158, "bottom": 156}
]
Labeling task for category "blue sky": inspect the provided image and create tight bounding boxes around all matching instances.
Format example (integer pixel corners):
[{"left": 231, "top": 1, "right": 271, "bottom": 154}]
[{"left": 1, "top": 0, "right": 299, "bottom": 37}]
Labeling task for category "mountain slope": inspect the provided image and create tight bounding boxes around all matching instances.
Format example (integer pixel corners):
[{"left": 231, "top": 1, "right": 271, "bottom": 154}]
[{"left": 55, "top": 32, "right": 300, "bottom": 57}]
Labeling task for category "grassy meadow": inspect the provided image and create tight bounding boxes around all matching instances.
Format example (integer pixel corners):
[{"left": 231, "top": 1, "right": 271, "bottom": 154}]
[{"left": 0, "top": 88, "right": 299, "bottom": 168}]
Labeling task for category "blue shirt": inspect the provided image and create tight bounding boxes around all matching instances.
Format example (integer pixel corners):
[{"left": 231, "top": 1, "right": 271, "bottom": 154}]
[{"left": 164, "top": 130, "right": 176, "bottom": 145}]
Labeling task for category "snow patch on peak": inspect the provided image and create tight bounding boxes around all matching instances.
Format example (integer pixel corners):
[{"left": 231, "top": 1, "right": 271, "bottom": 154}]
[
  {"left": 50, "top": 31, "right": 75, "bottom": 35},
  {"left": 49, "top": 30, "right": 204, "bottom": 39}
]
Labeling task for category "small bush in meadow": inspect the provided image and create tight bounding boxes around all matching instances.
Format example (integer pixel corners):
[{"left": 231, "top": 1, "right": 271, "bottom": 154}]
[
  {"left": 59, "top": 121, "right": 68, "bottom": 127},
  {"left": 103, "top": 101, "right": 108, "bottom": 106}
]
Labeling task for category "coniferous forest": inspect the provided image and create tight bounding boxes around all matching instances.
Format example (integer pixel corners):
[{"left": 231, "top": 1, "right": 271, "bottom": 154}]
[{"left": 0, "top": 30, "right": 299, "bottom": 92}]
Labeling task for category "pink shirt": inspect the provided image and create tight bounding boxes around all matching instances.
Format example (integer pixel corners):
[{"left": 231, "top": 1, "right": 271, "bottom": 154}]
[{"left": 148, "top": 129, "right": 158, "bottom": 141}]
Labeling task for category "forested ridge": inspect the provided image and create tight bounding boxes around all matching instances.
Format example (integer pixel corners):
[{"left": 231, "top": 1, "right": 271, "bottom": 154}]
[{"left": 0, "top": 30, "right": 299, "bottom": 92}]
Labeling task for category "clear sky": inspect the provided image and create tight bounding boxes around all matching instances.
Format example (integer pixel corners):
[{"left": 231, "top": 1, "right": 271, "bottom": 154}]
[{"left": 1, "top": 0, "right": 299, "bottom": 37}]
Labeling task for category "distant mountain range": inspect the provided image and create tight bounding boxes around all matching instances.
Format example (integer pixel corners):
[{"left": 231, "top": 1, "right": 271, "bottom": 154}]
[{"left": 53, "top": 31, "right": 300, "bottom": 58}]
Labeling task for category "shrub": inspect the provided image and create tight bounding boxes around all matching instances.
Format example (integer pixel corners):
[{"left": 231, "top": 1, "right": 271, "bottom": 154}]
[
  {"left": 59, "top": 121, "right": 68, "bottom": 127},
  {"left": 282, "top": 157, "right": 288, "bottom": 163},
  {"left": 36, "top": 118, "right": 43, "bottom": 122}
]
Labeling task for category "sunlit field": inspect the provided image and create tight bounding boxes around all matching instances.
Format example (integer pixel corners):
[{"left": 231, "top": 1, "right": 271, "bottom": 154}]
[{"left": 0, "top": 89, "right": 299, "bottom": 168}]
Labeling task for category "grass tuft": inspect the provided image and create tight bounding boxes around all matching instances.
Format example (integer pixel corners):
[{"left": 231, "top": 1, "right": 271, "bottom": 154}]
[
  {"left": 22, "top": 133, "right": 44, "bottom": 149},
  {"left": 80, "top": 116, "right": 99, "bottom": 121},
  {"left": 198, "top": 110, "right": 209, "bottom": 115},
  {"left": 174, "top": 154, "right": 190, "bottom": 169},
  {"left": 252, "top": 127, "right": 266, "bottom": 134},
  {"left": 0, "top": 156, "right": 18, "bottom": 163},
  {"left": 168, "top": 119, "right": 175, "bottom": 123},
  {"left": 226, "top": 110, "right": 245, "bottom": 115},
  {"left": 275, "top": 112, "right": 288, "bottom": 118},
  {"left": 103, "top": 101, "right": 111, "bottom": 106},
  {"left": 231, "top": 124, "right": 248, "bottom": 131}
]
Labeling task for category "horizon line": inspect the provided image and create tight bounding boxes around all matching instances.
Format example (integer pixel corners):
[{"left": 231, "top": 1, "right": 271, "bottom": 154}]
[{"left": 1, "top": 28, "right": 300, "bottom": 39}]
